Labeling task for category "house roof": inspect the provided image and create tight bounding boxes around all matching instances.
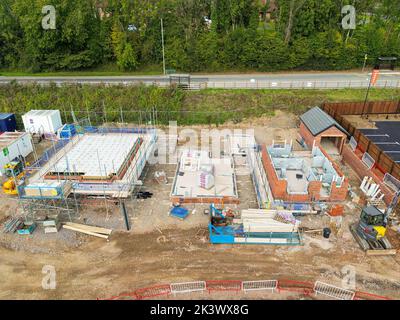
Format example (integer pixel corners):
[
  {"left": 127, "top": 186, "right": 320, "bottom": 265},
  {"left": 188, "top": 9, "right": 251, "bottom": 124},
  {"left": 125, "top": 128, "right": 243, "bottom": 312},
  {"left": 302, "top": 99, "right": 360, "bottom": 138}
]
[
  {"left": 23, "top": 110, "right": 59, "bottom": 117},
  {"left": 300, "top": 107, "right": 349, "bottom": 137}
]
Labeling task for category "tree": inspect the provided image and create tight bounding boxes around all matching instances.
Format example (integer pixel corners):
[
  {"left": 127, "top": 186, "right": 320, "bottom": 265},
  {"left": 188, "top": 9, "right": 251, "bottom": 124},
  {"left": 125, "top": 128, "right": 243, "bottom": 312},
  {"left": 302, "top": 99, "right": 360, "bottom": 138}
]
[
  {"left": 277, "top": 0, "right": 307, "bottom": 44},
  {"left": 118, "top": 43, "right": 138, "bottom": 70}
]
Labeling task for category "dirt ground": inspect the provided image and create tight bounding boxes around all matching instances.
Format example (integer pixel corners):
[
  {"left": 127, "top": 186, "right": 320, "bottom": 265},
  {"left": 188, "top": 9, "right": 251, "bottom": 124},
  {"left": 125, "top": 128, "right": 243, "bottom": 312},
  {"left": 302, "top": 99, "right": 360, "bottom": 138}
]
[
  {"left": 344, "top": 114, "right": 400, "bottom": 129},
  {"left": 1, "top": 111, "right": 400, "bottom": 300}
]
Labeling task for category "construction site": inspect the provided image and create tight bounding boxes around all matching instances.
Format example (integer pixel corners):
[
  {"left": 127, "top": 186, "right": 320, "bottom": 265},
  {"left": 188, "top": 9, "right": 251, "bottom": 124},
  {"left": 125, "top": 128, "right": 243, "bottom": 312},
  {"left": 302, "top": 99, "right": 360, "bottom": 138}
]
[{"left": 0, "top": 103, "right": 400, "bottom": 301}]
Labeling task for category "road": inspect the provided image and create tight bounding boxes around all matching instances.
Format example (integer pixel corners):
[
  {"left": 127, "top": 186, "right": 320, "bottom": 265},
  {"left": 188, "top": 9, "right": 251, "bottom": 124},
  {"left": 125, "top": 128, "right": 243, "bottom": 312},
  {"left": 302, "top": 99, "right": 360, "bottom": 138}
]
[{"left": 1, "top": 71, "right": 400, "bottom": 89}]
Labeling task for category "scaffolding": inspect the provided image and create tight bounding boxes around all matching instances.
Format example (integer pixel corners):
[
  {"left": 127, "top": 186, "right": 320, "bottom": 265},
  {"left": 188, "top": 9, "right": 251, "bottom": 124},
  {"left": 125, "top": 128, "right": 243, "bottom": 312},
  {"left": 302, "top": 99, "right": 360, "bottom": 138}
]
[{"left": 17, "top": 108, "right": 159, "bottom": 230}]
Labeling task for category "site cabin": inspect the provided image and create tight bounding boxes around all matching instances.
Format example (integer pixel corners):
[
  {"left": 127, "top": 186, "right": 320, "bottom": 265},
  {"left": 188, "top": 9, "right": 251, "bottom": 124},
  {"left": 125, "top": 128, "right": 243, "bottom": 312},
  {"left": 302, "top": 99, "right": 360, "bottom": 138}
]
[
  {"left": 0, "top": 132, "right": 33, "bottom": 177},
  {"left": 22, "top": 110, "right": 63, "bottom": 135},
  {"left": 299, "top": 107, "right": 349, "bottom": 155}
]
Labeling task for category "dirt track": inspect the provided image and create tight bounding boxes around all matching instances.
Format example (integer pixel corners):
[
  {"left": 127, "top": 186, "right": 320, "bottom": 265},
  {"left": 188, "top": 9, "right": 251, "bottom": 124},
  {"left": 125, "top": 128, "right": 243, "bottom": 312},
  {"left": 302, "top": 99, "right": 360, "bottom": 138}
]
[
  {"left": 1, "top": 224, "right": 400, "bottom": 300},
  {"left": 1, "top": 112, "right": 399, "bottom": 300}
]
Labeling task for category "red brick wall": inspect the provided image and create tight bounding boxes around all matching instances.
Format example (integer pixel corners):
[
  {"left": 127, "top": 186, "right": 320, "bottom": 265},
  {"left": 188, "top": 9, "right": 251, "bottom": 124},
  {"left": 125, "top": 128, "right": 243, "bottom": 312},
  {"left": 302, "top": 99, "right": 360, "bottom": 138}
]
[
  {"left": 170, "top": 196, "right": 240, "bottom": 205},
  {"left": 300, "top": 123, "right": 346, "bottom": 153},
  {"left": 261, "top": 144, "right": 347, "bottom": 202},
  {"left": 308, "top": 181, "right": 322, "bottom": 201},
  {"left": 299, "top": 122, "right": 316, "bottom": 149},
  {"left": 261, "top": 145, "right": 287, "bottom": 199},
  {"left": 330, "top": 179, "right": 349, "bottom": 201},
  {"left": 342, "top": 144, "right": 394, "bottom": 205}
]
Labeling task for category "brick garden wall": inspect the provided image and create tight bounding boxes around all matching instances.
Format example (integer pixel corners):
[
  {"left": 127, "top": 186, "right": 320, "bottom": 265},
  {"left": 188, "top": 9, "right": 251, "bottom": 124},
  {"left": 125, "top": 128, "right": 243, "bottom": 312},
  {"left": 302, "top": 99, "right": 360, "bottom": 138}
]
[{"left": 342, "top": 144, "right": 394, "bottom": 205}]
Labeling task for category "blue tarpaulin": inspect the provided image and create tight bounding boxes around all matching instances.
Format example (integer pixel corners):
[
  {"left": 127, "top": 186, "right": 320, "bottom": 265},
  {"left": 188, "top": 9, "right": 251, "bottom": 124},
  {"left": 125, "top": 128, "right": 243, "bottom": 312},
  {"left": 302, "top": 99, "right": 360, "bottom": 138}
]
[{"left": 170, "top": 207, "right": 190, "bottom": 220}]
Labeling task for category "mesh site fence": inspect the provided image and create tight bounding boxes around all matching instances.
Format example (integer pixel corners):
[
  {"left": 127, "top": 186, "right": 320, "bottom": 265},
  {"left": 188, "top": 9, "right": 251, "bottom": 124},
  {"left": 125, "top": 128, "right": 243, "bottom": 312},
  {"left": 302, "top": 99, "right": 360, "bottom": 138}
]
[{"left": 99, "top": 279, "right": 393, "bottom": 301}]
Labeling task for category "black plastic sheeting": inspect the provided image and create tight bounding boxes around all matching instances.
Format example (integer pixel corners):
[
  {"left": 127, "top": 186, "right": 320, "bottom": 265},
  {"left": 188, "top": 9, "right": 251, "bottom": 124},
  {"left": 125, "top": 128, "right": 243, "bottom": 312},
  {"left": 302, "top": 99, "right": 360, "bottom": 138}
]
[{"left": 360, "top": 121, "right": 400, "bottom": 163}]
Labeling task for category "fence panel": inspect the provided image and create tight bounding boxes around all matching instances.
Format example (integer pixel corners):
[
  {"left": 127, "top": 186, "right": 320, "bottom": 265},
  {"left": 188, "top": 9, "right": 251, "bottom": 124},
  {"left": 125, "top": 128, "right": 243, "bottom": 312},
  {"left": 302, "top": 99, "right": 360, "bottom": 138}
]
[
  {"left": 170, "top": 281, "right": 206, "bottom": 294},
  {"left": 323, "top": 101, "right": 399, "bottom": 115},
  {"left": 277, "top": 279, "right": 314, "bottom": 295},
  {"left": 354, "top": 291, "right": 392, "bottom": 300},
  {"left": 98, "top": 279, "right": 394, "bottom": 300},
  {"left": 314, "top": 281, "right": 355, "bottom": 300},
  {"left": 378, "top": 152, "right": 396, "bottom": 174},
  {"left": 242, "top": 280, "right": 277, "bottom": 292},
  {"left": 134, "top": 284, "right": 171, "bottom": 300},
  {"left": 206, "top": 280, "right": 242, "bottom": 293},
  {"left": 392, "top": 163, "right": 400, "bottom": 180},
  {"left": 367, "top": 143, "right": 382, "bottom": 161},
  {"left": 358, "top": 134, "right": 370, "bottom": 152}
]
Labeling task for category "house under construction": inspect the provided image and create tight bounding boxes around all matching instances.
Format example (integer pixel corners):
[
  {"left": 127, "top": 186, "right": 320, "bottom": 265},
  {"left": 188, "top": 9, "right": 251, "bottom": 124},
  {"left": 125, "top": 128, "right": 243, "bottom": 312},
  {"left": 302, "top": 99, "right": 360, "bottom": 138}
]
[{"left": 17, "top": 127, "right": 157, "bottom": 223}]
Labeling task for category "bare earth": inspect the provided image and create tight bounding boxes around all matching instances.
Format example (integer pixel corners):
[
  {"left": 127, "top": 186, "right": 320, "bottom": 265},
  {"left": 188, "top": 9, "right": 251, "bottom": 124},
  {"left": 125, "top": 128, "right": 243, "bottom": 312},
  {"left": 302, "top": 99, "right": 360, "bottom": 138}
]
[{"left": 0, "top": 111, "right": 399, "bottom": 300}]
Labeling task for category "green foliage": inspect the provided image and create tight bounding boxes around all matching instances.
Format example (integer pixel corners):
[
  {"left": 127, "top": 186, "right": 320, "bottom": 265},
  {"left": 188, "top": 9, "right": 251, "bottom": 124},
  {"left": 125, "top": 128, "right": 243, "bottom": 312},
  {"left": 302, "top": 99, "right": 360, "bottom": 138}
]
[
  {"left": 0, "top": 0, "right": 399, "bottom": 72},
  {"left": 1, "top": 84, "right": 399, "bottom": 126}
]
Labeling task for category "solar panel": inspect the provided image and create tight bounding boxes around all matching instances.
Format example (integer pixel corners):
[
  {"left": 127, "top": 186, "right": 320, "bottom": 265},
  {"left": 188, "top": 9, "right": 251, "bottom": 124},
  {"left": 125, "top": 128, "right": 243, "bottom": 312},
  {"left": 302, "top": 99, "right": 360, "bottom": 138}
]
[
  {"left": 360, "top": 122, "right": 400, "bottom": 162},
  {"left": 379, "top": 144, "right": 400, "bottom": 152},
  {"left": 360, "top": 128, "right": 382, "bottom": 135},
  {"left": 390, "top": 154, "right": 400, "bottom": 162},
  {"left": 368, "top": 136, "right": 392, "bottom": 143}
]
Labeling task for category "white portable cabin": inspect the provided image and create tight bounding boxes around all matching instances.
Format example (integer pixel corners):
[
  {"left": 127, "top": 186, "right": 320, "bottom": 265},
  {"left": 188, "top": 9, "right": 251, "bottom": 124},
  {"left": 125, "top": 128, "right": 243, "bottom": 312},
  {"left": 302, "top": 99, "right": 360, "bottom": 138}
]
[
  {"left": 22, "top": 110, "right": 63, "bottom": 134},
  {"left": 0, "top": 132, "right": 33, "bottom": 176}
]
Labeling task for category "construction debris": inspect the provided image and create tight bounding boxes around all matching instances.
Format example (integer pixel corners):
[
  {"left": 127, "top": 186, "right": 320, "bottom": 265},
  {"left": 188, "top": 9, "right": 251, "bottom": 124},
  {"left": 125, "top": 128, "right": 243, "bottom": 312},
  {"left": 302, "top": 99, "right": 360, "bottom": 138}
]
[
  {"left": 237, "top": 209, "right": 300, "bottom": 233},
  {"left": 360, "top": 176, "right": 384, "bottom": 202},
  {"left": 43, "top": 219, "right": 61, "bottom": 234},
  {"left": 136, "top": 191, "right": 153, "bottom": 199},
  {"left": 328, "top": 205, "right": 344, "bottom": 217},
  {"left": 154, "top": 171, "right": 168, "bottom": 184},
  {"left": 2, "top": 217, "right": 24, "bottom": 234},
  {"left": 17, "top": 223, "right": 37, "bottom": 235}
]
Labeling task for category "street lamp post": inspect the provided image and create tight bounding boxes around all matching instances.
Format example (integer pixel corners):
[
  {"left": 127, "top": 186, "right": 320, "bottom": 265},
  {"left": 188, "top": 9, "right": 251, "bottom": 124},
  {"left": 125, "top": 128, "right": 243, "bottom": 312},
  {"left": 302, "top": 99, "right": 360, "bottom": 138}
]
[
  {"left": 362, "top": 68, "right": 380, "bottom": 117},
  {"left": 161, "top": 18, "right": 166, "bottom": 75},
  {"left": 362, "top": 54, "right": 368, "bottom": 72}
]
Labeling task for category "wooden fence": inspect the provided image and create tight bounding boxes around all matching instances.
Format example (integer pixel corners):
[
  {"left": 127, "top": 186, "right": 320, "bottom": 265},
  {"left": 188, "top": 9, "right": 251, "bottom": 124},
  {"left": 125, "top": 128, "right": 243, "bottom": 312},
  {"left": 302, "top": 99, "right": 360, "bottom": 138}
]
[
  {"left": 323, "top": 101, "right": 400, "bottom": 116},
  {"left": 322, "top": 101, "right": 400, "bottom": 180}
]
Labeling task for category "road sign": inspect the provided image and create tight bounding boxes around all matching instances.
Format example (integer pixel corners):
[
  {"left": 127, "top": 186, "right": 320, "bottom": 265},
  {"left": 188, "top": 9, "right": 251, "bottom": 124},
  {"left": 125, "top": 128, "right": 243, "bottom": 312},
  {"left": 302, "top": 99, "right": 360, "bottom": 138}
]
[{"left": 371, "top": 69, "right": 380, "bottom": 86}]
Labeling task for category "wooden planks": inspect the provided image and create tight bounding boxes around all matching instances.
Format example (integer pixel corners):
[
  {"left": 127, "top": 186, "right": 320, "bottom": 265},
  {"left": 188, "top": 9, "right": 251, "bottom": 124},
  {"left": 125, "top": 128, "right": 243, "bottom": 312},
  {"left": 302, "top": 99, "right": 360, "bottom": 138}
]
[
  {"left": 366, "top": 249, "right": 397, "bottom": 256},
  {"left": 63, "top": 222, "right": 112, "bottom": 239},
  {"left": 64, "top": 222, "right": 112, "bottom": 235},
  {"left": 238, "top": 209, "right": 300, "bottom": 233}
]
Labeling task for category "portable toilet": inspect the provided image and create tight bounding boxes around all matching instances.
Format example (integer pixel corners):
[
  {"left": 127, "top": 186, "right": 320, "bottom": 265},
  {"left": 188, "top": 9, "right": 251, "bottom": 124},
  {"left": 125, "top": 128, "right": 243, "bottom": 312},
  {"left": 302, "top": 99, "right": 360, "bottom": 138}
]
[
  {"left": 22, "top": 110, "right": 63, "bottom": 134},
  {"left": 0, "top": 113, "right": 17, "bottom": 133}
]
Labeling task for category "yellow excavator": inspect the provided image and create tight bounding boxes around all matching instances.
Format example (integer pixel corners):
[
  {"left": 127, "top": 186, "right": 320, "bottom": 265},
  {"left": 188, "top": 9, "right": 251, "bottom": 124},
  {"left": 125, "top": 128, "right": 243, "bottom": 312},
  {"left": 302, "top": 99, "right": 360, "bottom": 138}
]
[
  {"left": 350, "top": 206, "right": 394, "bottom": 253},
  {"left": 2, "top": 158, "right": 26, "bottom": 195}
]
